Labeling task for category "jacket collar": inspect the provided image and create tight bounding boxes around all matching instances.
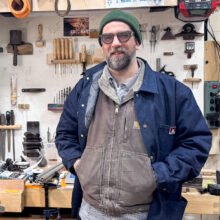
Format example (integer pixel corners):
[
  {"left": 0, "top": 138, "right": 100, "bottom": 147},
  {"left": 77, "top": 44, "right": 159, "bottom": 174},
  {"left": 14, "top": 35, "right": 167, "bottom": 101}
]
[
  {"left": 83, "top": 58, "right": 158, "bottom": 94},
  {"left": 83, "top": 62, "right": 106, "bottom": 76},
  {"left": 138, "top": 57, "right": 158, "bottom": 94}
]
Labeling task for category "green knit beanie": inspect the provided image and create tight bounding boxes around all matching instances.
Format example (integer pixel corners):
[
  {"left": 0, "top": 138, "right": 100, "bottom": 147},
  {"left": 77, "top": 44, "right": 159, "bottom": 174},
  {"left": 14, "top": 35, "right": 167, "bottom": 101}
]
[{"left": 98, "top": 10, "right": 142, "bottom": 46}]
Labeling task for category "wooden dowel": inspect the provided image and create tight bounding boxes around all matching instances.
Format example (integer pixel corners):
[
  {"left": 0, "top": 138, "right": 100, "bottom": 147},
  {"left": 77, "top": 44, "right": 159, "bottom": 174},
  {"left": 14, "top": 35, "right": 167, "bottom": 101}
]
[{"left": 0, "top": 125, "right": 22, "bottom": 130}]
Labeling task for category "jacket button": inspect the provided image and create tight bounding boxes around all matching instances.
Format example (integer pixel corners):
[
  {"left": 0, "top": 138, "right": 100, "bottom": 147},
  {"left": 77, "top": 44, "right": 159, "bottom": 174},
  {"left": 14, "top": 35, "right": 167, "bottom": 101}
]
[
  {"left": 162, "top": 188, "right": 167, "bottom": 191},
  {"left": 80, "top": 134, "right": 84, "bottom": 138},
  {"left": 86, "top": 77, "right": 90, "bottom": 80},
  {"left": 150, "top": 156, "right": 154, "bottom": 161},
  {"left": 81, "top": 104, "right": 84, "bottom": 107},
  {"left": 143, "top": 124, "right": 147, "bottom": 128},
  {"left": 136, "top": 94, "right": 139, "bottom": 97}
]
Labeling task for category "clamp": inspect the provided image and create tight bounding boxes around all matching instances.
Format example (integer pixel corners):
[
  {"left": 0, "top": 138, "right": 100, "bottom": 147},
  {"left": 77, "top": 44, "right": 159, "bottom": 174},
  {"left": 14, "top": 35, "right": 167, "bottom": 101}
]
[{"left": 43, "top": 183, "right": 61, "bottom": 220}]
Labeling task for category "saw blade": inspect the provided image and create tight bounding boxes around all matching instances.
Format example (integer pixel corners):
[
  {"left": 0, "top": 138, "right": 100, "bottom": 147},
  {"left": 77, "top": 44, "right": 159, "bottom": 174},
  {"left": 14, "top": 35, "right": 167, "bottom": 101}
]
[{"left": 0, "top": 114, "right": 6, "bottom": 160}]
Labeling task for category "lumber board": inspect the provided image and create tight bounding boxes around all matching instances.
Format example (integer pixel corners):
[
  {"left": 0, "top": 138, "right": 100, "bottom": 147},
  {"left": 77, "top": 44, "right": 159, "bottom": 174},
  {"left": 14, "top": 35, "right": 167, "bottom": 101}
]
[
  {"left": 183, "top": 192, "right": 220, "bottom": 214},
  {"left": 24, "top": 187, "right": 72, "bottom": 208},
  {"left": 204, "top": 41, "right": 220, "bottom": 81},
  {"left": 24, "top": 185, "right": 220, "bottom": 214}
]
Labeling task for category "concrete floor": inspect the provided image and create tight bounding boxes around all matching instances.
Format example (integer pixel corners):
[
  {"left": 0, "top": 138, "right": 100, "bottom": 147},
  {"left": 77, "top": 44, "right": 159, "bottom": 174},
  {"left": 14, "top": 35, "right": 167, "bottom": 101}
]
[{"left": 0, "top": 209, "right": 219, "bottom": 220}]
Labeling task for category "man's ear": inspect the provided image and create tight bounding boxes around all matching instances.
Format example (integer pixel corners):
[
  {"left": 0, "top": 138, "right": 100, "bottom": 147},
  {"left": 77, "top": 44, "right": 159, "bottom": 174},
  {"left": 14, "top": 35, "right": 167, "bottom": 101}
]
[{"left": 135, "top": 40, "right": 140, "bottom": 50}]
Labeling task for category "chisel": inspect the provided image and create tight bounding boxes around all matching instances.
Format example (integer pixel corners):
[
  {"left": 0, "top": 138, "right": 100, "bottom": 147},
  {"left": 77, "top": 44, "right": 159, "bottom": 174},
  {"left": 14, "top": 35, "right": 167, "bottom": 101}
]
[
  {"left": 61, "top": 38, "right": 65, "bottom": 60},
  {"left": 53, "top": 39, "right": 57, "bottom": 75},
  {"left": 56, "top": 38, "right": 61, "bottom": 76},
  {"left": 81, "top": 44, "right": 87, "bottom": 72},
  {"left": 69, "top": 39, "right": 73, "bottom": 59},
  {"left": 69, "top": 39, "right": 73, "bottom": 74},
  {"left": 64, "top": 38, "right": 69, "bottom": 59}
]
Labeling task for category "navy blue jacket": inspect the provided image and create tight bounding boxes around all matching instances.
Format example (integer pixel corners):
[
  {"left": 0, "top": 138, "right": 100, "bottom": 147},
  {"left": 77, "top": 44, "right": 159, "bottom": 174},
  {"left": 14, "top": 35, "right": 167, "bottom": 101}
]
[{"left": 56, "top": 59, "right": 212, "bottom": 220}]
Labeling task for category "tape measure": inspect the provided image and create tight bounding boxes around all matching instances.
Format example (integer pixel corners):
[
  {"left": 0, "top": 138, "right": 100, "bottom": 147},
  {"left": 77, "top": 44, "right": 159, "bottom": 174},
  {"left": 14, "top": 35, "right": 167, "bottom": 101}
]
[
  {"left": 9, "top": 0, "right": 31, "bottom": 19},
  {"left": 5, "top": 190, "right": 19, "bottom": 193}
]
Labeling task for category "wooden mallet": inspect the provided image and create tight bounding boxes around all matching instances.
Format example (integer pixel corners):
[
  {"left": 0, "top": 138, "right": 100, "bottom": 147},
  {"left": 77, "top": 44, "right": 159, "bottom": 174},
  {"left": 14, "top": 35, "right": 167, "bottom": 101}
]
[{"left": 36, "top": 24, "right": 44, "bottom": 47}]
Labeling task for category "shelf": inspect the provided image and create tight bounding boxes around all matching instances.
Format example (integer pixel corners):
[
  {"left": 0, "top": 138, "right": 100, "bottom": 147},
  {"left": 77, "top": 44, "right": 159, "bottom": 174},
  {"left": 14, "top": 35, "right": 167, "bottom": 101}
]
[
  {"left": 52, "top": 59, "right": 76, "bottom": 64},
  {"left": 183, "top": 78, "right": 202, "bottom": 83}
]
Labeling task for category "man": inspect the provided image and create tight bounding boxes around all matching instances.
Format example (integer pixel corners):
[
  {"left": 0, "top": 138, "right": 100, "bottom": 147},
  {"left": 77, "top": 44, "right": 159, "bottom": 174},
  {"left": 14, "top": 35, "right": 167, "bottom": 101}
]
[{"left": 56, "top": 10, "right": 212, "bottom": 220}]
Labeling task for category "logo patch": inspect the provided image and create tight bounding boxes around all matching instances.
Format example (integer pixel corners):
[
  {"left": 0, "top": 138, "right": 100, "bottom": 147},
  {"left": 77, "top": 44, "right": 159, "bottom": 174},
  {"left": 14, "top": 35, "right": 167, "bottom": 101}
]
[
  {"left": 133, "top": 121, "right": 140, "bottom": 129},
  {"left": 169, "top": 126, "right": 176, "bottom": 135}
]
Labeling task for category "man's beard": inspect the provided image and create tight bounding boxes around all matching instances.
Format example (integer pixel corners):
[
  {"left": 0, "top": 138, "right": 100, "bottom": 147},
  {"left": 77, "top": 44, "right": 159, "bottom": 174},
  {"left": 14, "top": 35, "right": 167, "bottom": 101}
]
[{"left": 107, "top": 46, "right": 136, "bottom": 71}]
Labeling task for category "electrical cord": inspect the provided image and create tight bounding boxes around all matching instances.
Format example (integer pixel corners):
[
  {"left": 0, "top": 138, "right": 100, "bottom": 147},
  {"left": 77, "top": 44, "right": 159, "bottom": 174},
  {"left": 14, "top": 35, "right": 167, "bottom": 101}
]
[
  {"left": 207, "top": 19, "right": 220, "bottom": 81},
  {"left": 208, "top": 19, "right": 220, "bottom": 60}
]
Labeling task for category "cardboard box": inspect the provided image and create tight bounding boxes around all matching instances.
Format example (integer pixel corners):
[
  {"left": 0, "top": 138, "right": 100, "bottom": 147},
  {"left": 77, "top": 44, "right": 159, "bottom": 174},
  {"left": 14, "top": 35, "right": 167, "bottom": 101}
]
[{"left": 0, "top": 179, "right": 25, "bottom": 212}]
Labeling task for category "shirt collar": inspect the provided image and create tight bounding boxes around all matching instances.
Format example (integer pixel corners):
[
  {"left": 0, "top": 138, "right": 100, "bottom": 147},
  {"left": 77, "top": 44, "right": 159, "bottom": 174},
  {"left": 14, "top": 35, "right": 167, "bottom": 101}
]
[{"left": 106, "top": 59, "right": 143, "bottom": 91}]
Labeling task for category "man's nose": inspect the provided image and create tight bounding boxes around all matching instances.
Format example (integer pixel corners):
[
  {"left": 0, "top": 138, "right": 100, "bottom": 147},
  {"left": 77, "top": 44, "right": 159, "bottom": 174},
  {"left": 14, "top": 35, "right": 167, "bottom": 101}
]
[{"left": 111, "top": 35, "right": 121, "bottom": 47}]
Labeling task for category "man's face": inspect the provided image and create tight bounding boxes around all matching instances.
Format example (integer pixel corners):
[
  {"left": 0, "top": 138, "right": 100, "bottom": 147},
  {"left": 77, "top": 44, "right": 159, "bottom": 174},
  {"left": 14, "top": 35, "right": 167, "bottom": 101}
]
[{"left": 101, "top": 21, "right": 140, "bottom": 71}]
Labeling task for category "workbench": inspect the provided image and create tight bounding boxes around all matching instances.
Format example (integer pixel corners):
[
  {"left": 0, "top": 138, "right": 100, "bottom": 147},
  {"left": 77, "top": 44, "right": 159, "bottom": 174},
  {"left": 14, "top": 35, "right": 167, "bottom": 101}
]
[{"left": 24, "top": 186, "right": 220, "bottom": 215}]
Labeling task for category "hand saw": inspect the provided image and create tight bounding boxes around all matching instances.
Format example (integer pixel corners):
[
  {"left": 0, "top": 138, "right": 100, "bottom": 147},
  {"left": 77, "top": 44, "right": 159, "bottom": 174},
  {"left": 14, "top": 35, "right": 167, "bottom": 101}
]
[
  {"left": 6, "top": 111, "right": 11, "bottom": 153},
  {"left": 0, "top": 114, "right": 6, "bottom": 160}
]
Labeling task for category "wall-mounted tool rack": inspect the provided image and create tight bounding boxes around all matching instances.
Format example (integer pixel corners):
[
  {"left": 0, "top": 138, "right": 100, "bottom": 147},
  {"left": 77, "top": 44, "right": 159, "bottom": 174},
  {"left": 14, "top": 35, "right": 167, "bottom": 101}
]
[
  {"left": 7, "top": 43, "right": 33, "bottom": 55},
  {"left": 47, "top": 38, "right": 76, "bottom": 65},
  {"left": 47, "top": 86, "right": 71, "bottom": 111},
  {"left": 47, "top": 38, "right": 104, "bottom": 67},
  {"left": 0, "top": 125, "right": 22, "bottom": 129},
  {"left": 183, "top": 64, "right": 201, "bottom": 83}
]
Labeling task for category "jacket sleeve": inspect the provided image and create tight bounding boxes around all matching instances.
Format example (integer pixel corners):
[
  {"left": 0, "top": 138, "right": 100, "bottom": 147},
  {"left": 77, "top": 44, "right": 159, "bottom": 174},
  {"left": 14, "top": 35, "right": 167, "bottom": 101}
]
[
  {"left": 152, "top": 84, "right": 212, "bottom": 193},
  {"left": 55, "top": 79, "right": 84, "bottom": 174}
]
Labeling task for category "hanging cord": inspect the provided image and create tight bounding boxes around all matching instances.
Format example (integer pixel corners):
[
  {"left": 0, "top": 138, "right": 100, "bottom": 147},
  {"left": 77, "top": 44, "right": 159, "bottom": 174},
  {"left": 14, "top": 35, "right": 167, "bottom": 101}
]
[
  {"left": 208, "top": 19, "right": 220, "bottom": 60},
  {"left": 207, "top": 19, "right": 220, "bottom": 81},
  {"left": 55, "top": 0, "right": 71, "bottom": 17}
]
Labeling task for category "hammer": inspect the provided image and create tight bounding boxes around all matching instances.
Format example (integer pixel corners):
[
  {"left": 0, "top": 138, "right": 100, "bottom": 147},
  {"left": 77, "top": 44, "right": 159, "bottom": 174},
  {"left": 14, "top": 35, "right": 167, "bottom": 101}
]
[
  {"left": 184, "top": 64, "right": 198, "bottom": 88},
  {"left": 190, "top": 64, "right": 198, "bottom": 78},
  {"left": 36, "top": 24, "right": 44, "bottom": 47}
]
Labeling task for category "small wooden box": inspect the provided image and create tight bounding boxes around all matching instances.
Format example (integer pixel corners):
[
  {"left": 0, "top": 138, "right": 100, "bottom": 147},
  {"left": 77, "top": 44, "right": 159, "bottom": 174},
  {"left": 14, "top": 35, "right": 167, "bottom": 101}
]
[{"left": 0, "top": 179, "right": 25, "bottom": 212}]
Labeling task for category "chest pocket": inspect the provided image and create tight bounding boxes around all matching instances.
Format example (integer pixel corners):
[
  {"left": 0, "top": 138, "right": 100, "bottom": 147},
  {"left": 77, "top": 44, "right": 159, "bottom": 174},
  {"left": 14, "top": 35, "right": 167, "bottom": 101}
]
[{"left": 158, "top": 124, "right": 175, "bottom": 160}]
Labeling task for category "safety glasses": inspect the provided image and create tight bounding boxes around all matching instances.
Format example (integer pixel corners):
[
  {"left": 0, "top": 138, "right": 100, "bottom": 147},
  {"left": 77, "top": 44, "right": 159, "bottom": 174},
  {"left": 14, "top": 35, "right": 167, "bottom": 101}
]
[{"left": 100, "top": 31, "right": 134, "bottom": 44}]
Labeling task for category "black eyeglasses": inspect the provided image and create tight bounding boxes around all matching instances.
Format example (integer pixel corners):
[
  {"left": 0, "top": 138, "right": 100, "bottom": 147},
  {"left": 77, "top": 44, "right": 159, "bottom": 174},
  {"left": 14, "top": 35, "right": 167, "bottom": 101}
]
[{"left": 100, "top": 31, "right": 134, "bottom": 44}]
